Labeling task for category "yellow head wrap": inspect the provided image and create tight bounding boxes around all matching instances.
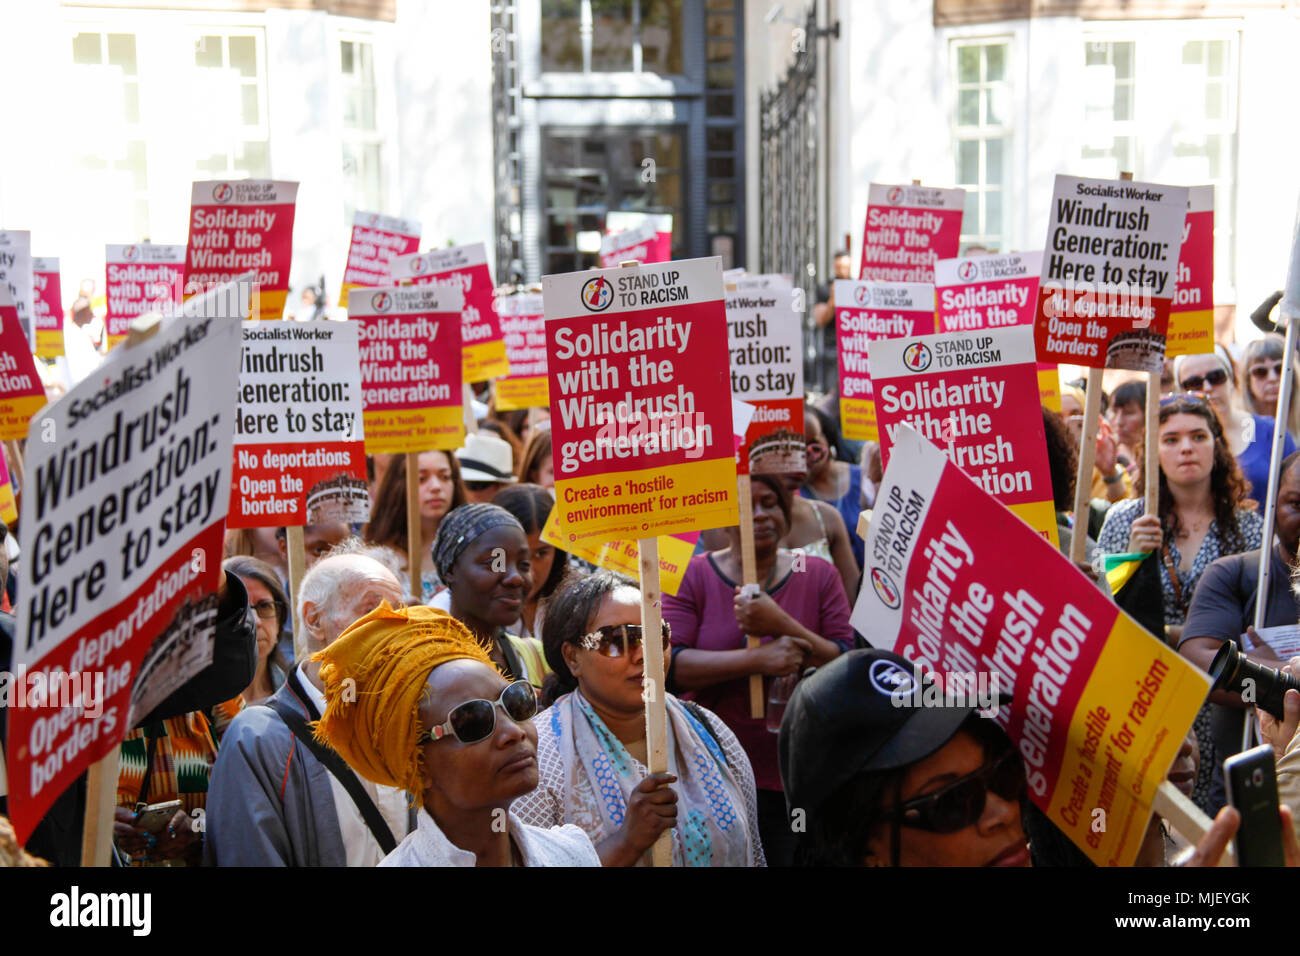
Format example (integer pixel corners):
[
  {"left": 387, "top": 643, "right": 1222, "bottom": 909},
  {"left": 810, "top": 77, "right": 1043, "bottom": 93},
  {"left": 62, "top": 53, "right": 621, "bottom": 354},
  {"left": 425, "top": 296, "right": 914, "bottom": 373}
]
[{"left": 311, "top": 602, "right": 495, "bottom": 795}]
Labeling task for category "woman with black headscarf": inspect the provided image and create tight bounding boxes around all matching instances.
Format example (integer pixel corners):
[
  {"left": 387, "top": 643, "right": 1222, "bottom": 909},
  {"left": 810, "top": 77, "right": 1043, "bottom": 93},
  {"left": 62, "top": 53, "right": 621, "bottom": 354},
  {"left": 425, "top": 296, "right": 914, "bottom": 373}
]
[{"left": 432, "top": 503, "right": 550, "bottom": 693}]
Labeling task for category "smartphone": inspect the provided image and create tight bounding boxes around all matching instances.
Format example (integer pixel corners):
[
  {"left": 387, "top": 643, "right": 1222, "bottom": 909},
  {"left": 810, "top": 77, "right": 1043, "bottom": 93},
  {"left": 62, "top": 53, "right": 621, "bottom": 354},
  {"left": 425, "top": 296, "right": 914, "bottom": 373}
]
[
  {"left": 133, "top": 800, "right": 182, "bottom": 834},
  {"left": 1223, "top": 745, "right": 1286, "bottom": 867}
]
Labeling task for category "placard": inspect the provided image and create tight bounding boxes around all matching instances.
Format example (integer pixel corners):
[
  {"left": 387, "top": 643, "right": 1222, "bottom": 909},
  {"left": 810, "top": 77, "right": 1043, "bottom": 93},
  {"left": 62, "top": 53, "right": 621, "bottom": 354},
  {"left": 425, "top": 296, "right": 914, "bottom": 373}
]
[
  {"left": 347, "top": 285, "right": 465, "bottom": 454},
  {"left": 5, "top": 278, "right": 246, "bottom": 843},
  {"left": 543, "top": 257, "right": 737, "bottom": 544},
  {"left": 338, "top": 211, "right": 421, "bottom": 310},
  {"left": 935, "top": 251, "right": 1059, "bottom": 412},
  {"left": 1166, "top": 185, "right": 1215, "bottom": 358},
  {"left": 495, "top": 292, "right": 548, "bottom": 411},
  {"left": 726, "top": 281, "right": 804, "bottom": 474},
  {"left": 183, "top": 180, "right": 298, "bottom": 319},
  {"left": 871, "top": 324, "right": 1059, "bottom": 546},
  {"left": 32, "top": 258, "right": 64, "bottom": 359},
  {"left": 105, "top": 243, "right": 185, "bottom": 348},
  {"left": 835, "top": 279, "right": 935, "bottom": 441},
  {"left": 0, "top": 230, "right": 33, "bottom": 346},
  {"left": 599, "top": 220, "right": 670, "bottom": 268},
  {"left": 541, "top": 507, "right": 698, "bottom": 597},
  {"left": 852, "top": 425, "right": 1209, "bottom": 866},
  {"left": 859, "top": 183, "right": 964, "bottom": 282},
  {"left": 1033, "top": 175, "right": 1189, "bottom": 372},
  {"left": 228, "top": 320, "right": 368, "bottom": 528},
  {"left": 0, "top": 284, "right": 47, "bottom": 440},
  {"left": 389, "top": 242, "right": 508, "bottom": 383}
]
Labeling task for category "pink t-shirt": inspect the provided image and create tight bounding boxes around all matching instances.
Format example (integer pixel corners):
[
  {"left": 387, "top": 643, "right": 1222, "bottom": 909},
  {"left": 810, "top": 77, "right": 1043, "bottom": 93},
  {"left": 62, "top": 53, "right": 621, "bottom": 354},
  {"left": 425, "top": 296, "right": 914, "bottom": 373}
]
[{"left": 663, "top": 553, "right": 854, "bottom": 791}]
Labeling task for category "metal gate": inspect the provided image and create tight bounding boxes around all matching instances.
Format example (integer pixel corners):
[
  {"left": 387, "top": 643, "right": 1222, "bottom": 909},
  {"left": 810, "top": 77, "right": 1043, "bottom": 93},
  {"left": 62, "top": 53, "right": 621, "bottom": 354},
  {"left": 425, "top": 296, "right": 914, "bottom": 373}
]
[{"left": 758, "top": 5, "right": 827, "bottom": 393}]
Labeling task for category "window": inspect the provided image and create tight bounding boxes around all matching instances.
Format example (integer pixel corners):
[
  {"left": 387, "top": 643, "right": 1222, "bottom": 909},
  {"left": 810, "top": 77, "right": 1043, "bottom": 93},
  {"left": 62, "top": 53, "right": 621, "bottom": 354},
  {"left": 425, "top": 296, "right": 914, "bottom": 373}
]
[
  {"left": 1080, "top": 32, "right": 1238, "bottom": 292},
  {"left": 340, "top": 37, "right": 384, "bottom": 223},
  {"left": 1081, "top": 41, "right": 1137, "bottom": 179},
  {"left": 952, "top": 39, "right": 1011, "bottom": 251},
  {"left": 540, "top": 0, "right": 684, "bottom": 75},
  {"left": 191, "top": 31, "right": 270, "bottom": 179},
  {"left": 70, "top": 31, "right": 150, "bottom": 239},
  {"left": 541, "top": 127, "right": 685, "bottom": 275}
]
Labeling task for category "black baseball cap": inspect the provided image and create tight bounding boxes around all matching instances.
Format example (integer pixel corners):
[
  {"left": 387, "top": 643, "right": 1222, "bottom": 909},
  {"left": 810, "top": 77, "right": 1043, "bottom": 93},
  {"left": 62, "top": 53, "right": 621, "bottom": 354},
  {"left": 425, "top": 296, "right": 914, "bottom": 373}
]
[{"left": 778, "top": 648, "right": 980, "bottom": 813}]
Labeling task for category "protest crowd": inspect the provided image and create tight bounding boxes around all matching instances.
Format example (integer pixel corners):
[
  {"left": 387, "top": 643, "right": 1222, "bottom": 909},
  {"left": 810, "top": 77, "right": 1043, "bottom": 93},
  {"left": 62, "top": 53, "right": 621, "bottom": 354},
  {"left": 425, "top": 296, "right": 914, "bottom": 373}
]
[{"left": 3, "top": 165, "right": 1300, "bottom": 879}]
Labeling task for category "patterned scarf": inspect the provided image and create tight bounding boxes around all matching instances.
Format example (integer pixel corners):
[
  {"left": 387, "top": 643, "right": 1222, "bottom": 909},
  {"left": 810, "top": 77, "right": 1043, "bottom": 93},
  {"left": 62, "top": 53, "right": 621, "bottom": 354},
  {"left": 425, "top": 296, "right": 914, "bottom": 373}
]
[{"left": 549, "top": 690, "right": 755, "bottom": 867}]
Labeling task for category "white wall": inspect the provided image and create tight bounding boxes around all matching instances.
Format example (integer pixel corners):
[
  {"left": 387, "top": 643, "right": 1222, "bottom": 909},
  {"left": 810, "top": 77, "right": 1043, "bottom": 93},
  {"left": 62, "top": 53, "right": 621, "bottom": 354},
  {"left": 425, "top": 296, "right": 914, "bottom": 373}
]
[
  {"left": 393, "top": 0, "right": 495, "bottom": 258},
  {"left": 835, "top": 6, "right": 1300, "bottom": 343}
]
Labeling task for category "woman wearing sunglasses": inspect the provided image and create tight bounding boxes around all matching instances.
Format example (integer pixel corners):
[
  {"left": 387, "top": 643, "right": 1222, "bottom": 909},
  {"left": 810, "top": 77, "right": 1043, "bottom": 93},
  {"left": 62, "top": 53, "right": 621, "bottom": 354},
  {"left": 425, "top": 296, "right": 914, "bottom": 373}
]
[
  {"left": 1175, "top": 349, "right": 1296, "bottom": 508},
  {"left": 664, "top": 472, "right": 853, "bottom": 866},
  {"left": 514, "top": 570, "right": 764, "bottom": 866},
  {"left": 313, "top": 602, "right": 599, "bottom": 866},
  {"left": 1098, "top": 394, "right": 1263, "bottom": 812},
  {"left": 1240, "top": 334, "right": 1300, "bottom": 443},
  {"left": 780, "top": 648, "right": 1031, "bottom": 867},
  {"left": 433, "top": 503, "right": 550, "bottom": 694},
  {"left": 224, "top": 556, "right": 290, "bottom": 706}
]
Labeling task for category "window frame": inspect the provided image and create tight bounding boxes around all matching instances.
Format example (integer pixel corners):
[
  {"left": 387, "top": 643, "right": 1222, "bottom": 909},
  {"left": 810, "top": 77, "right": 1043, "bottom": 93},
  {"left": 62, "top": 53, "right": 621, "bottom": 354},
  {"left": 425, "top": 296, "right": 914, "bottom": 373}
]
[
  {"left": 950, "top": 35, "right": 1015, "bottom": 253},
  {"left": 1080, "top": 22, "right": 1241, "bottom": 303}
]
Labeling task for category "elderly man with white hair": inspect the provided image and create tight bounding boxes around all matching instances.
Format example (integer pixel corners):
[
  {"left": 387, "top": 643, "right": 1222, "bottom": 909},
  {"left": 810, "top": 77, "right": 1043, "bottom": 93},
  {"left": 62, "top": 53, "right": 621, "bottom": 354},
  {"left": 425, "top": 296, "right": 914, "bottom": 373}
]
[{"left": 204, "top": 552, "right": 412, "bottom": 866}]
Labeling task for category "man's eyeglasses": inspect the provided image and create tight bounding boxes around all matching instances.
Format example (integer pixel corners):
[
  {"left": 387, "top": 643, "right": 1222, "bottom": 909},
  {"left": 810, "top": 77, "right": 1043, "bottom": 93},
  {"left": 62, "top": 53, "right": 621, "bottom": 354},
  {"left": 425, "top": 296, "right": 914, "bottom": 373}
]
[
  {"left": 1250, "top": 362, "right": 1284, "bottom": 381},
  {"left": 1179, "top": 368, "right": 1228, "bottom": 391},
  {"left": 251, "top": 599, "right": 286, "bottom": 621},
  {"left": 574, "top": 622, "right": 671, "bottom": 659},
  {"left": 889, "top": 748, "right": 1026, "bottom": 833},
  {"left": 419, "top": 680, "right": 538, "bottom": 745}
]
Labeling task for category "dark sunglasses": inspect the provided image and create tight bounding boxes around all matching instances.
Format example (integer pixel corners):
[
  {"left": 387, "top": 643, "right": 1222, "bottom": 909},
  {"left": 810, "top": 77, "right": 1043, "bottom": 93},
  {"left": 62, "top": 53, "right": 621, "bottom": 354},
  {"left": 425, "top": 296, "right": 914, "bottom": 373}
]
[
  {"left": 419, "top": 680, "right": 538, "bottom": 745},
  {"left": 251, "top": 598, "right": 286, "bottom": 621},
  {"left": 1250, "top": 362, "right": 1284, "bottom": 381},
  {"left": 574, "top": 622, "right": 671, "bottom": 658},
  {"left": 1179, "top": 368, "right": 1228, "bottom": 391},
  {"left": 889, "top": 748, "right": 1026, "bottom": 833}
]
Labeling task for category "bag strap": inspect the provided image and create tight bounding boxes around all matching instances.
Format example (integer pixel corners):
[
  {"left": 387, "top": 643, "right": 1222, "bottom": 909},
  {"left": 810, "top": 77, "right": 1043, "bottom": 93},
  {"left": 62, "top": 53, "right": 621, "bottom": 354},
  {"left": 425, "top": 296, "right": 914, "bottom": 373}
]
[
  {"left": 135, "top": 723, "right": 162, "bottom": 808},
  {"left": 266, "top": 697, "right": 398, "bottom": 856}
]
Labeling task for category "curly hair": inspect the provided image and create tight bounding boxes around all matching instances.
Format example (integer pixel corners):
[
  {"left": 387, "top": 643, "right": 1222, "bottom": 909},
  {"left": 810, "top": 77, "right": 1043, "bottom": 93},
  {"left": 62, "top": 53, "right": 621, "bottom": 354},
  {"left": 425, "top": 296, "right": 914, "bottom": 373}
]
[
  {"left": 1040, "top": 406, "right": 1077, "bottom": 512},
  {"left": 1156, "top": 396, "right": 1250, "bottom": 553}
]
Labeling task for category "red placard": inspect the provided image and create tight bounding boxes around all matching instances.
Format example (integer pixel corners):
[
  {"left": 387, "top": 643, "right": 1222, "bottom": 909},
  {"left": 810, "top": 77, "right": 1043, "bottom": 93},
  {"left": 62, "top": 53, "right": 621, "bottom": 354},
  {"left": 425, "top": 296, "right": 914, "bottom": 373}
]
[
  {"left": 835, "top": 279, "right": 935, "bottom": 442},
  {"left": 184, "top": 180, "right": 298, "bottom": 319},
  {"left": 543, "top": 258, "right": 737, "bottom": 545},
  {"left": 32, "top": 257, "right": 63, "bottom": 359},
  {"left": 338, "top": 210, "right": 420, "bottom": 309},
  {"left": 859, "top": 183, "right": 964, "bottom": 282},
  {"left": 495, "top": 292, "right": 548, "bottom": 411},
  {"left": 0, "top": 287, "right": 47, "bottom": 439},
  {"left": 1166, "top": 185, "right": 1215, "bottom": 357},
  {"left": 105, "top": 243, "right": 185, "bottom": 347},
  {"left": 389, "top": 242, "right": 508, "bottom": 383},
  {"left": 871, "top": 324, "right": 1058, "bottom": 546},
  {"left": 348, "top": 285, "right": 465, "bottom": 454}
]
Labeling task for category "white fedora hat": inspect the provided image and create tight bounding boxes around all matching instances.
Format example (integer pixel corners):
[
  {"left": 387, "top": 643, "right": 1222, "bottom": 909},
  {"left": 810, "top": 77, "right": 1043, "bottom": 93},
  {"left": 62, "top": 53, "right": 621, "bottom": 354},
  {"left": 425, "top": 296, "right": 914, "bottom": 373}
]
[{"left": 455, "top": 432, "right": 517, "bottom": 483}]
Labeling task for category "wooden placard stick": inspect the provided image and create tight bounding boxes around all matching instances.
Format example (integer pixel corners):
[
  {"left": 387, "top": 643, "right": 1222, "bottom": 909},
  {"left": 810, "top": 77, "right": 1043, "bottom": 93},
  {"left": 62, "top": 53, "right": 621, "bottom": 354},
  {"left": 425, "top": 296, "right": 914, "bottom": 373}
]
[
  {"left": 463, "top": 382, "right": 479, "bottom": 434},
  {"left": 638, "top": 535, "right": 672, "bottom": 867},
  {"left": 80, "top": 312, "right": 162, "bottom": 866},
  {"left": 405, "top": 451, "right": 421, "bottom": 600},
  {"left": 737, "top": 475, "right": 764, "bottom": 718},
  {"left": 1152, "top": 779, "right": 1235, "bottom": 866},
  {"left": 286, "top": 525, "right": 307, "bottom": 662},
  {"left": 1145, "top": 371, "right": 1160, "bottom": 517},
  {"left": 4, "top": 438, "right": 24, "bottom": 481},
  {"left": 1070, "top": 368, "right": 1105, "bottom": 565}
]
